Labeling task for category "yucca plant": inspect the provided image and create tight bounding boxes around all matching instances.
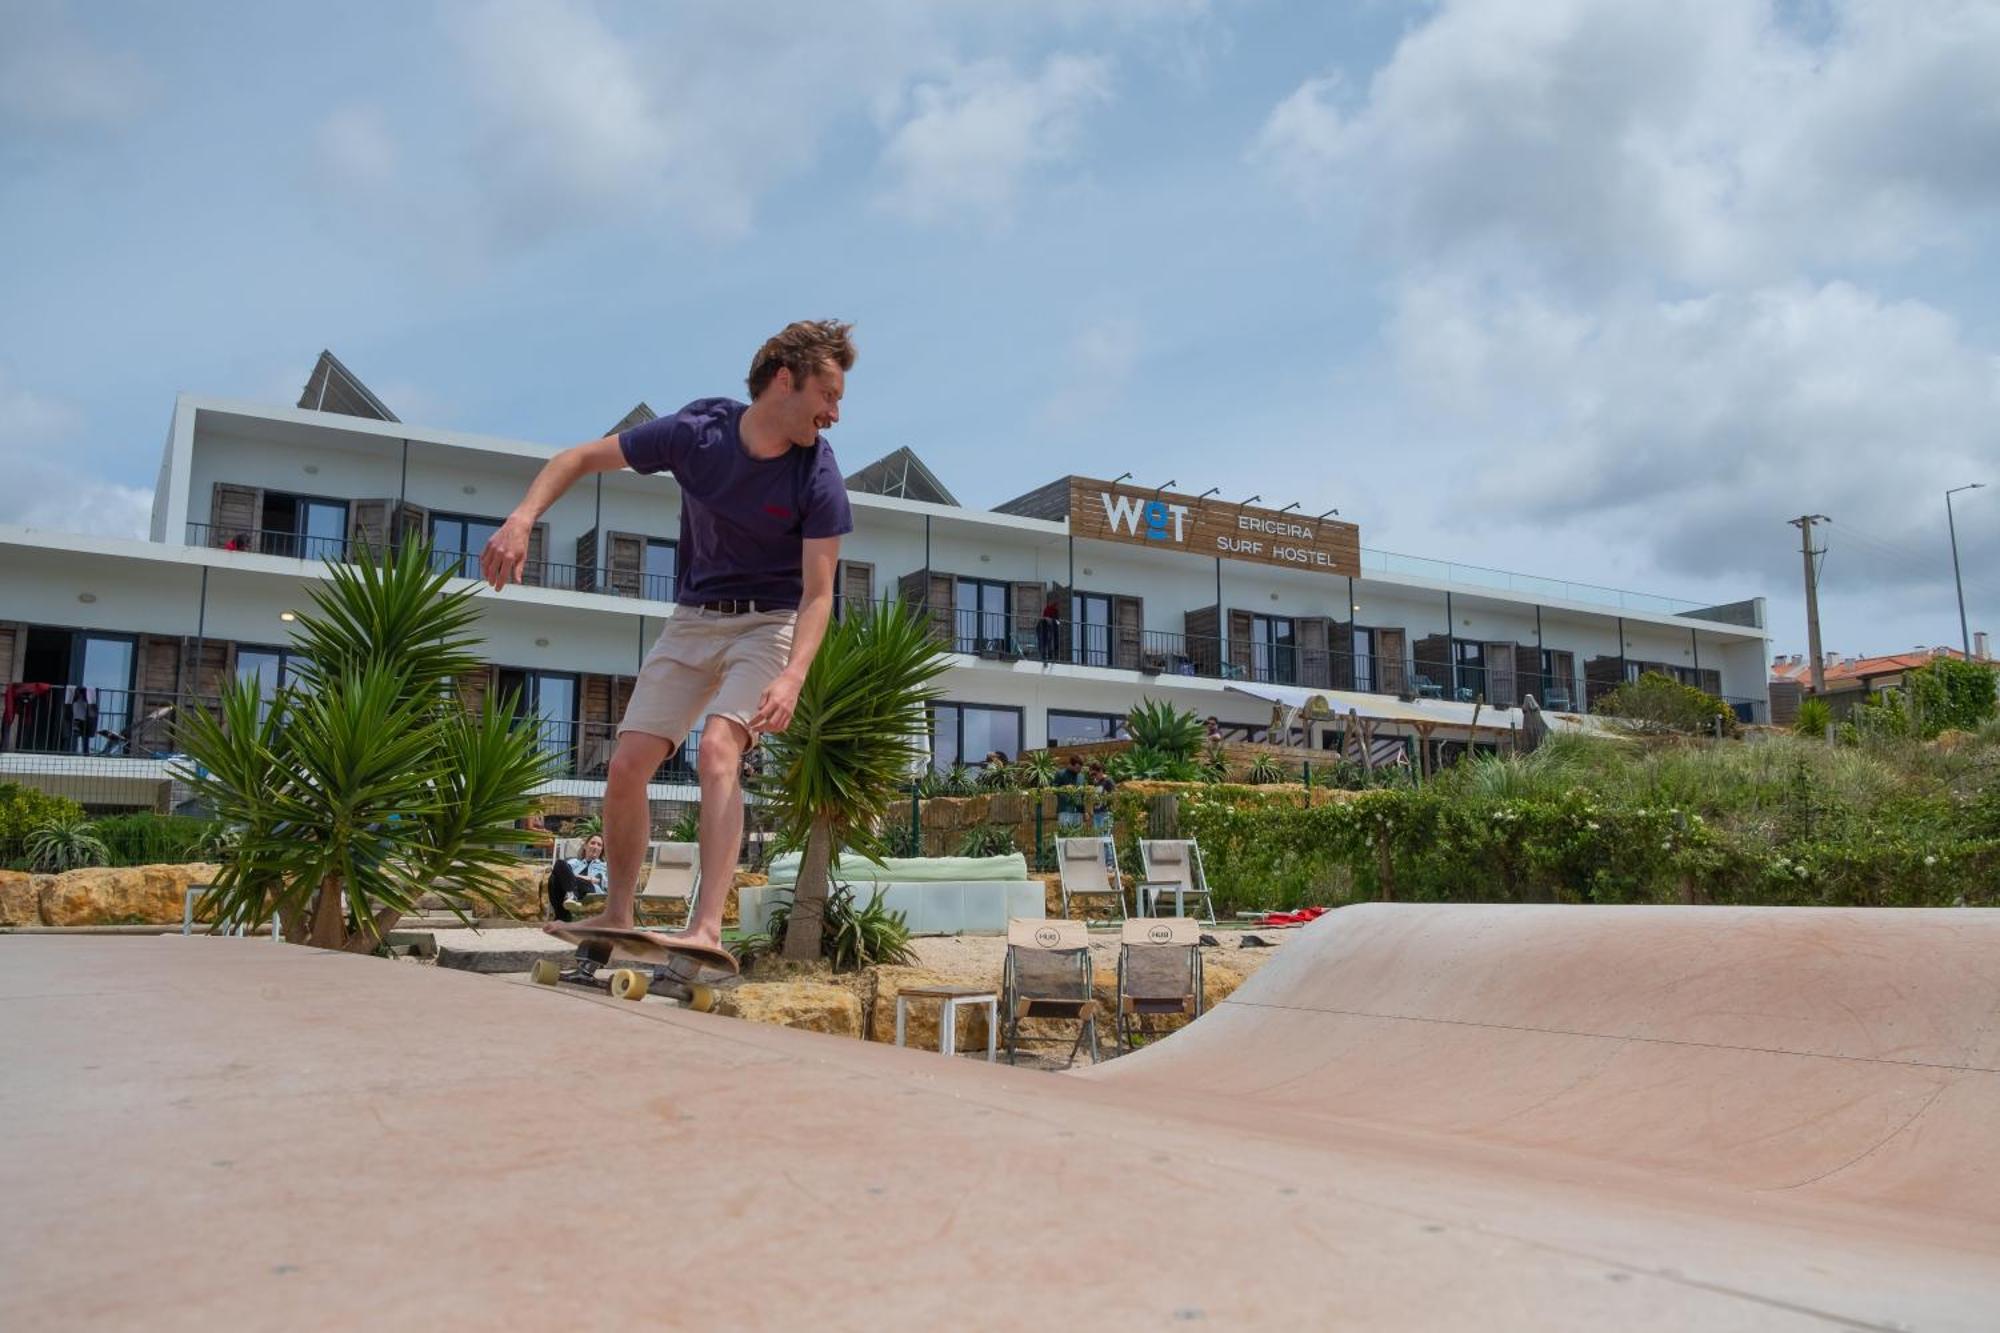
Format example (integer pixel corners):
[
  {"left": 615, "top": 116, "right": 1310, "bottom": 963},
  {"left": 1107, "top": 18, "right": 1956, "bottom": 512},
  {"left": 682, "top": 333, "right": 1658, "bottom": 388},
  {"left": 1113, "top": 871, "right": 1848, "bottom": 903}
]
[
  {"left": 25, "top": 813, "right": 109, "bottom": 872},
  {"left": 175, "top": 541, "right": 554, "bottom": 951},
  {"left": 956, "top": 824, "right": 1020, "bottom": 857},
  {"left": 755, "top": 598, "right": 950, "bottom": 962},
  {"left": 1013, "top": 750, "right": 1059, "bottom": 788},
  {"left": 749, "top": 881, "right": 917, "bottom": 971}
]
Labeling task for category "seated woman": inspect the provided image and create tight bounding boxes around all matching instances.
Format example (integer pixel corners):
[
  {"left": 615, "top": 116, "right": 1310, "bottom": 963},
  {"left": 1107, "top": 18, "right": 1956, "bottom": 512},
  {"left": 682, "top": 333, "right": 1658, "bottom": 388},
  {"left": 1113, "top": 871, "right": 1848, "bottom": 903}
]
[{"left": 547, "top": 833, "right": 608, "bottom": 923}]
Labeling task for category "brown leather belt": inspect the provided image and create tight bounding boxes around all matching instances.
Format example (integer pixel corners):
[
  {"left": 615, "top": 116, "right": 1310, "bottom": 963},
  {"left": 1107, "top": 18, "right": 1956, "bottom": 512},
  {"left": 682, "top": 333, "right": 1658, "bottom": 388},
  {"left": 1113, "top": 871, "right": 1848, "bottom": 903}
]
[{"left": 679, "top": 599, "right": 784, "bottom": 615}]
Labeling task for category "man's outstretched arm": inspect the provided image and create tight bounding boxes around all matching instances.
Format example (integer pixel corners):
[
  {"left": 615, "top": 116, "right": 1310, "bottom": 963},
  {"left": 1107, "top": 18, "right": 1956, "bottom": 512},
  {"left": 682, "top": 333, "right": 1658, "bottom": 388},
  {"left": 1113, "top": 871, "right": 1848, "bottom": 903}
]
[
  {"left": 479, "top": 436, "right": 628, "bottom": 590},
  {"left": 747, "top": 537, "right": 840, "bottom": 734}
]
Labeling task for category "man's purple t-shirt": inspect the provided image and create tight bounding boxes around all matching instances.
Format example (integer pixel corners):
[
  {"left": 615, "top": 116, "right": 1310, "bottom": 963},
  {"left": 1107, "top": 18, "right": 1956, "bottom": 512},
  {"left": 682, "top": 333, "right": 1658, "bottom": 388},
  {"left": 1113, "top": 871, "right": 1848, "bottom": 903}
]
[{"left": 618, "top": 397, "right": 853, "bottom": 609}]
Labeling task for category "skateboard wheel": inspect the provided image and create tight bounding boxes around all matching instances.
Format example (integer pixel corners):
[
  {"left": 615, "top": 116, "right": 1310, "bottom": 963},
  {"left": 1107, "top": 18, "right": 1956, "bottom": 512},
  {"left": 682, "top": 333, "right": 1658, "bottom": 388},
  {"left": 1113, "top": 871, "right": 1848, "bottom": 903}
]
[
  {"left": 687, "top": 983, "right": 716, "bottom": 1013},
  {"left": 611, "top": 969, "right": 649, "bottom": 1001},
  {"left": 530, "top": 959, "right": 561, "bottom": 986}
]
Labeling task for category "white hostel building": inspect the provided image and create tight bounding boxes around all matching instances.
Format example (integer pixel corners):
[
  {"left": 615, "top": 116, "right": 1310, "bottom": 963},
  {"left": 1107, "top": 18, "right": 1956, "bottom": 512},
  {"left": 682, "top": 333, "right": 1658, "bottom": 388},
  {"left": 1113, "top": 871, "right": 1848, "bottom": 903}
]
[{"left": 0, "top": 353, "right": 1771, "bottom": 810}]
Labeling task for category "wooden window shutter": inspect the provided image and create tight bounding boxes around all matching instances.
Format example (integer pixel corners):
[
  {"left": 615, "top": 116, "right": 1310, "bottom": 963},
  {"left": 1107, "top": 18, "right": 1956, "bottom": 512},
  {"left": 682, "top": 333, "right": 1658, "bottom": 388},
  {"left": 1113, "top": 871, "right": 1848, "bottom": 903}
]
[
  {"left": 0, "top": 622, "right": 20, "bottom": 683},
  {"left": 1112, "top": 594, "right": 1143, "bottom": 671},
  {"left": 395, "top": 502, "right": 429, "bottom": 553},
  {"left": 455, "top": 666, "right": 495, "bottom": 716},
  {"left": 1376, "top": 628, "right": 1408, "bottom": 695},
  {"left": 347, "top": 499, "right": 391, "bottom": 560},
  {"left": 837, "top": 560, "right": 875, "bottom": 620},
  {"left": 210, "top": 483, "right": 262, "bottom": 550},
  {"left": 1483, "top": 642, "right": 1517, "bottom": 706},
  {"left": 522, "top": 522, "right": 549, "bottom": 587},
  {"left": 607, "top": 531, "right": 646, "bottom": 599},
  {"left": 574, "top": 528, "right": 599, "bottom": 592}
]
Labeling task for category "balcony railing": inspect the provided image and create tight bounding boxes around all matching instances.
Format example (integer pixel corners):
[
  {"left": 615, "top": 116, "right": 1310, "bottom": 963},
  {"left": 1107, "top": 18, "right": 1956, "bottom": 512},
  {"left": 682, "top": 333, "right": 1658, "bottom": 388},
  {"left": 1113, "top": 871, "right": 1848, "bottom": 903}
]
[
  {"left": 0, "top": 685, "right": 222, "bottom": 758},
  {"left": 190, "top": 523, "right": 651, "bottom": 601}
]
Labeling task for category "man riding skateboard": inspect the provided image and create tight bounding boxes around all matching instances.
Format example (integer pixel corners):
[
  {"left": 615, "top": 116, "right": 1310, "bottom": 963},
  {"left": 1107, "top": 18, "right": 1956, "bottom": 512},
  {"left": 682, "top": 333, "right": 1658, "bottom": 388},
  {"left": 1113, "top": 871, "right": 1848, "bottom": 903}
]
[{"left": 480, "top": 320, "right": 856, "bottom": 954}]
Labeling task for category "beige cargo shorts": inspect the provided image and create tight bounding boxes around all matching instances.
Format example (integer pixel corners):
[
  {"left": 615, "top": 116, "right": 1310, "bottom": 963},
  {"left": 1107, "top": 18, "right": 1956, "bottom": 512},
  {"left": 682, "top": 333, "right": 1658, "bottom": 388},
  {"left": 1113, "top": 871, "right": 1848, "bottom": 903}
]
[{"left": 617, "top": 606, "right": 797, "bottom": 744}]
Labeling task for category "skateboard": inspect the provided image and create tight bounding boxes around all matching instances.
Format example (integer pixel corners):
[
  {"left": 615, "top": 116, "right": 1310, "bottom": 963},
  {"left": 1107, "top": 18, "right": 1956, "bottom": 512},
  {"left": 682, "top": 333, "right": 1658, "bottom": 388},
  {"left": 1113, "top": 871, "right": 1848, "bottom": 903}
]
[{"left": 532, "top": 925, "right": 740, "bottom": 1011}]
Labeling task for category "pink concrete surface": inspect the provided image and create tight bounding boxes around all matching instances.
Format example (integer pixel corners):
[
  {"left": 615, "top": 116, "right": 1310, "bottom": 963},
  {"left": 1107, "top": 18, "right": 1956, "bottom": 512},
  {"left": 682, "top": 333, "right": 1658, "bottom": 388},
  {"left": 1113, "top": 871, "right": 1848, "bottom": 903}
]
[{"left": 3, "top": 904, "right": 1997, "bottom": 1330}]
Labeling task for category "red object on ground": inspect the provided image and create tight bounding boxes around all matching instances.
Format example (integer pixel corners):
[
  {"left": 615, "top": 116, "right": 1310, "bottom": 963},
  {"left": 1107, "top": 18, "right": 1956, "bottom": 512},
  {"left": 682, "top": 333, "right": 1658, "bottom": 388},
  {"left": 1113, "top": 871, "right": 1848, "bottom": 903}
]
[{"left": 1256, "top": 906, "right": 1330, "bottom": 927}]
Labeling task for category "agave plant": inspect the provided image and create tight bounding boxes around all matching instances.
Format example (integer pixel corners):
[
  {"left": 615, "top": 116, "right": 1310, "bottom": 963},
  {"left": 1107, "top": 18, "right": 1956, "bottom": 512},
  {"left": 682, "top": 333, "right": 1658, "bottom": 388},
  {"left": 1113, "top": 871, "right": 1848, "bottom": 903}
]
[
  {"left": 749, "top": 881, "right": 917, "bottom": 971},
  {"left": 754, "top": 598, "right": 950, "bottom": 962},
  {"left": 176, "top": 542, "right": 554, "bottom": 951},
  {"left": 1013, "top": 750, "right": 1059, "bottom": 788},
  {"left": 1244, "top": 753, "right": 1287, "bottom": 785},
  {"left": 1126, "top": 698, "right": 1206, "bottom": 763},
  {"left": 25, "top": 813, "right": 109, "bottom": 872}
]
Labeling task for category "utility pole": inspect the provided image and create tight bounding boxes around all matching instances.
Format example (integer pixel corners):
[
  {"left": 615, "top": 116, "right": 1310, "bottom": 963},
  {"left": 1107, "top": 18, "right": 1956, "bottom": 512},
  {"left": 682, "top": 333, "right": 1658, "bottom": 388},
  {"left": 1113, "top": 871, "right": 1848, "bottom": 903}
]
[
  {"left": 1790, "top": 515, "right": 1831, "bottom": 695},
  {"left": 1947, "top": 483, "right": 1985, "bottom": 659}
]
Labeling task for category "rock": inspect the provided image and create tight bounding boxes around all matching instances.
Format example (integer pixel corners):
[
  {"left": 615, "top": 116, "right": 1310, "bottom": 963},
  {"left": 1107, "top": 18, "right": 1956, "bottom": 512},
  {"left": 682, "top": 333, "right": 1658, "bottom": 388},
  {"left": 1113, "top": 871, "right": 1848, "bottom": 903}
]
[
  {"left": 36, "top": 863, "right": 223, "bottom": 927},
  {"left": 0, "top": 870, "right": 43, "bottom": 926},
  {"left": 720, "top": 981, "right": 862, "bottom": 1038}
]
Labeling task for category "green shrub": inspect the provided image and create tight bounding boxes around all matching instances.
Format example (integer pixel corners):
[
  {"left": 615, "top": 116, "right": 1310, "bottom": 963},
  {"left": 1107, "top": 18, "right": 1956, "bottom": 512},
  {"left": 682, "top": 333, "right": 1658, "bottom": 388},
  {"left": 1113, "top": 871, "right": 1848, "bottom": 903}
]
[
  {"left": 956, "top": 824, "right": 1020, "bottom": 857},
  {"left": 1905, "top": 658, "right": 1999, "bottom": 738},
  {"left": 1594, "top": 671, "right": 1736, "bottom": 735},
  {"left": 1013, "top": 751, "right": 1058, "bottom": 788},
  {"left": 1792, "top": 698, "right": 1832, "bottom": 737},
  {"left": 1244, "top": 753, "right": 1286, "bottom": 785},
  {"left": 0, "top": 783, "right": 83, "bottom": 843},
  {"left": 26, "top": 813, "right": 110, "bottom": 872},
  {"left": 750, "top": 882, "right": 917, "bottom": 971},
  {"left": 89, "top": 814, "right": 220, "bottom": 865}
]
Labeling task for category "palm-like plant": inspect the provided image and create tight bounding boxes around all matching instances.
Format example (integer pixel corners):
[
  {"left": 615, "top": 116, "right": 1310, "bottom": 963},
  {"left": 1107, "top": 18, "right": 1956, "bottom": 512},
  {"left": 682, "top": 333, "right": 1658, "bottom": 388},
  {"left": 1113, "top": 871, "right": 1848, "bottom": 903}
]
[
  {"left": 25, "top": 813, "right": 108, "bottom": 872},
  {"left": 1126, "top": 698, "right": 1205, "bottom": 762},
  {"left": 176, "top": 542, "right": 554, "bottom": 951},
  {"left": 755, "top": 598, "right": 949, "bottom": 962}
]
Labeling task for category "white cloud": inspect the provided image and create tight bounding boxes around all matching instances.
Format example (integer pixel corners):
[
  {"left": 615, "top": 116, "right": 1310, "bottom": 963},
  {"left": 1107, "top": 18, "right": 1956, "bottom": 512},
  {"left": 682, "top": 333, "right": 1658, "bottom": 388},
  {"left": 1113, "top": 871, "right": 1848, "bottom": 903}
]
[
  {"left": 0, "top": 0, "right": 152, "bottom": 138},
  {"left": 1247, "top": 0, "right": 2000, "bottom": 642},
  {"left": 1037, "top": 313, "right": 1142, "bottom": 429},
  {"left": 0, "top": 371, "right": 152, "bottom": 539},
  {"left": 876, "top": 54, "right": 1113, "bottom": 225},
  {"left": 1251, "top": 0, "right": 2000, "bottom": 288},
  {"left": 313, "top": 104, "right": 398, "bottom": 193}
]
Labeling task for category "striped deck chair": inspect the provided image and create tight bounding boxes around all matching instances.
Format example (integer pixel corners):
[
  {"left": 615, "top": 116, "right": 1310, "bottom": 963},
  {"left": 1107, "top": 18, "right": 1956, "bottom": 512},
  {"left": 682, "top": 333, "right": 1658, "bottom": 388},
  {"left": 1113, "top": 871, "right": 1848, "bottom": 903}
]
[
  {"left": 1055, "top": 835, "right": 1127, "bottom": 921},
  {"left": 1116, "top": 916, "right": 1205, "bottom": 1052},
  {"left": 1002, "top": 918, "right": 1102, "bottom": 1068},
  {"left": 1136, "top": 838, "right": 1217, "bottom": 923}
]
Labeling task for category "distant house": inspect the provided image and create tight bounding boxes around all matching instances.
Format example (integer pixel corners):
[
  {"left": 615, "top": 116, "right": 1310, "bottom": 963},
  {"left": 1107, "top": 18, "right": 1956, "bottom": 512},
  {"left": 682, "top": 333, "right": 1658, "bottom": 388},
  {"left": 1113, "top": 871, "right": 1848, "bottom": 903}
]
[{"left": 1769, "top": 638, "right": 1993, "bottom": 722}]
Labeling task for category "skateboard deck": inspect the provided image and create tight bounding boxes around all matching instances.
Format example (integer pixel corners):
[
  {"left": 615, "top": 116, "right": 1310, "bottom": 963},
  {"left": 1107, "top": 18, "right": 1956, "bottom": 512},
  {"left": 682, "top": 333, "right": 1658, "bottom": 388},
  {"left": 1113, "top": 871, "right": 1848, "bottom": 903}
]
[
  {"left": 542, "top": 925, "right": 740, "bottom": 976},
  {"left": 531, "top": 926, "right": 739, "bottom": 1009}
]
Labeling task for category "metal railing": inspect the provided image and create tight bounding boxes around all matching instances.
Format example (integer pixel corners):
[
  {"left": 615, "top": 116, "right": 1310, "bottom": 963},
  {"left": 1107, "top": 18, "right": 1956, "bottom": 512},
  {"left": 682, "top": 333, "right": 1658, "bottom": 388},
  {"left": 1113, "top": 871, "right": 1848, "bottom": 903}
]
[
  {"left": 0, "top": 685, "right": 208, "bottom": 758},
  {"left": 901, "top": 605, "right": 1773, "bottom": 718}
]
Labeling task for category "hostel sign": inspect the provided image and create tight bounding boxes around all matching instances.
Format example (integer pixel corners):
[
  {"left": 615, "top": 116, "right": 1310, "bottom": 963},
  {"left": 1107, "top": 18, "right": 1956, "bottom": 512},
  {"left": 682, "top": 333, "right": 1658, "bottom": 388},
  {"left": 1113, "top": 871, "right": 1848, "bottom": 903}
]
[{"left": 1067, "top": 476, "right": 1360, "bottom": 578}]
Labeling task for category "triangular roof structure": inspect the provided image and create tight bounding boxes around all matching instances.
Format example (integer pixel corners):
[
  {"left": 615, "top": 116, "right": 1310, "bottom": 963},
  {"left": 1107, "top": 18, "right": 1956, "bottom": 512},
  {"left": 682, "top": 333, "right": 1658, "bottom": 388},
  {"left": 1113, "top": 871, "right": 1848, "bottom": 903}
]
[
  {"left": 606, "top": 402, "right": 656, "bottom": 436},
  {"left": 843, "top": 446, "right": 958, "bottom": 506},
  {"left": 297, "top": 350, "right": 399, "bottom": 422}
]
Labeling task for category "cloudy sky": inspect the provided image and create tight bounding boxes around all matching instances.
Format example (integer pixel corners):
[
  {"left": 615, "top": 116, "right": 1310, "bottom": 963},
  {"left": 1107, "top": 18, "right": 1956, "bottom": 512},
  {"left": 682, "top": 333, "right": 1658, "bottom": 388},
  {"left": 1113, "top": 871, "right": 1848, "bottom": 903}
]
[{"left": 4, "top": 0, "right": 1997, "bottom": 661}]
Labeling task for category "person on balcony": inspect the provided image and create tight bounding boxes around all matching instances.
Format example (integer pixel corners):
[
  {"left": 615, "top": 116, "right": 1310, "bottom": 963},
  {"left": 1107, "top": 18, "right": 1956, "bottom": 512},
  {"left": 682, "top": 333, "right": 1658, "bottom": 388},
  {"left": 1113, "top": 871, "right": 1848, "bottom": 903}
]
[
  {"left": 547, "top": 834, "right": 608, "bottom": 922},
  {"left": 482, "top": 320, "right": 855, "bottom": 954},
  {"left": 1036, "top": 593, "right": 1060, "bottom": 661}
]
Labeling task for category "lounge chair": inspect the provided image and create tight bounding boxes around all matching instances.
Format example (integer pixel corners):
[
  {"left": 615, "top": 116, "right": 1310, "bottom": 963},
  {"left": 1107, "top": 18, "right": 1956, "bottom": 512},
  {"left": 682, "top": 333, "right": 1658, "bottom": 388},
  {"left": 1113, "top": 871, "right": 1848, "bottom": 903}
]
[
  {"left": 1002, "top": 918, "right": 1101, "bottom": 1067},
  {"left": 637, "top": 840, "right": 701, "bottom": 928},
  {"left": 1413, "top": 674, "right": 1445, "bottom": 699},
  {"left": 1055, "top": 835, "right": 1127, "bottom": 921},
  {"left": 1116, "top": 916, "right": 1204, "bottom": 1052},
  {"left": 1136, "top": 839, "right": 1217, "bottom": 923}
]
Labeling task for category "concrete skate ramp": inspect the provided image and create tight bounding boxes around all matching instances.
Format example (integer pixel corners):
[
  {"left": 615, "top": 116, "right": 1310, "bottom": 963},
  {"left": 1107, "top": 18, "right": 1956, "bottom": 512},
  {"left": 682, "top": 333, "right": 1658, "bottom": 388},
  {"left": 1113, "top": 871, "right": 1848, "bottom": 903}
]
[
  {"left": 1087, "top": 904, "right": 2000, "bottom": 1226},
  {"left": 4, "top": 908, "right": 1998, "bottom": 1330}
]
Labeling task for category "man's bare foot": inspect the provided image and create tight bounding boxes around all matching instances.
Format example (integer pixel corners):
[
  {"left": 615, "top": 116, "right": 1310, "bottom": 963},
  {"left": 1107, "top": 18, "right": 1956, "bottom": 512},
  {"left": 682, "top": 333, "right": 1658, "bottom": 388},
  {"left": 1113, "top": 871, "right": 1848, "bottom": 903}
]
[
  {"left": 656, "top": 925, "right": 726, "bottom": 954},
  {"left": 546, "top": 909, "right": 634, "bottom": 934}
]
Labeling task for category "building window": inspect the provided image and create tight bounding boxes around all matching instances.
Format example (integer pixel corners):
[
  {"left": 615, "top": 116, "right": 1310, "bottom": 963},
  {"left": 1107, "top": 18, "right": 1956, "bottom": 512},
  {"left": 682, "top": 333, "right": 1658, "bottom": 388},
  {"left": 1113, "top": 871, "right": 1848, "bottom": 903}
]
[
  {"left": 1250, "top": 615, "right": 1296, "bottom": 685},
  {"left": 16, "top": 628, "right": 136, "bottom": 754},
  {"left": 1047, "top": 710, "right": 1127, "bottom": 746},
  {"left": 497, "top": 668, "right": 578, "bottom": 775},
  {"left": 431, "top": 513, "right": 504, "bottom": 580},
  {"left": 1454, "top": 640, "right": 1486, "bottom": 699},
  {"left": 644, "top": 539, "right": 677, "bottom": 602},
  {"left": 236, "top": 644, "right": 310, "bottom": 722},
  {"left": 930, "top": 702, "right": 1024, "bottom": 771},
  {"left": 1352, "top": 627, "right": 1376, "bottom": 693},
  {"left": 1071, "top": 593, "right": 1112, "bottom": 667},
  {"left": 260, "top": 492, "right": 350, "bottom": 560},
  {"left": 953, "top": 578, "right": 1011, "bottom": 654}
]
